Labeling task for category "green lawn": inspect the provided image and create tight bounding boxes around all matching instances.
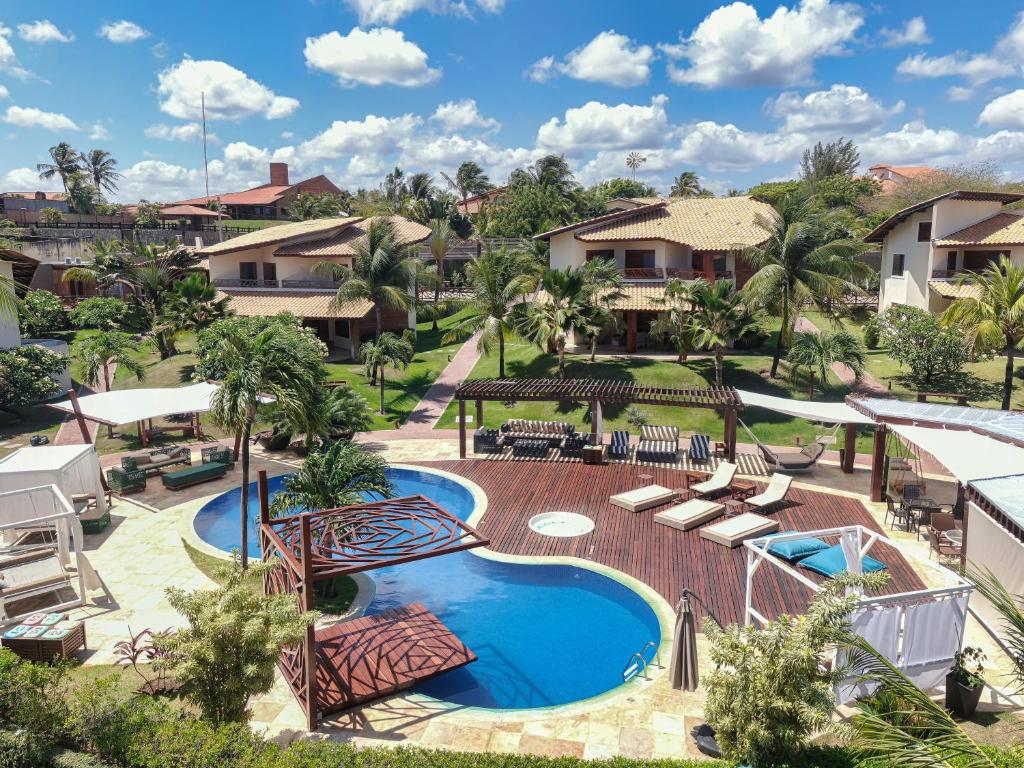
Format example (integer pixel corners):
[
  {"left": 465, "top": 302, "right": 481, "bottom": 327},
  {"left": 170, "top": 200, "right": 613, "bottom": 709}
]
[
  {"left": 223, "top": 219, "right": 287, "bottom": 231},
  {"left": 325, "top": 308, "right": 473, "bottom": 429}
]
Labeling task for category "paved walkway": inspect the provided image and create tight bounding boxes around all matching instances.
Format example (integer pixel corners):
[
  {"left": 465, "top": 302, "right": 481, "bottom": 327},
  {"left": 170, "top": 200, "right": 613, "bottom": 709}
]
[
  {"left": 53, "top": 364, "right": 118, "bottom": 445},
  {"left": 793, "top": 316, "right": 890, "bottom": 398},
  {"left": 395, "top": 333, "right": 482, "bottom": 436}
]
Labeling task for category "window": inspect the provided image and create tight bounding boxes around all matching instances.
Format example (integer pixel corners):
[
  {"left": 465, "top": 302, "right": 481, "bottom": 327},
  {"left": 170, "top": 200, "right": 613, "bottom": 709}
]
[
  {"left": 713, "top": 256, "right": 728, "bottom": 274},
  {"left": 624, "top": 250, "right": 655, "bottom": 268},
  {"left": 239, "top": 262, "right": 257, "bottom": 282},
  {"left": 917, "top": 221, "right": 932, "bottom": 242},
  {"left": 585, "top": 249, "right": 613, "bottom": 263},
  {"left": 262, "top": 262, "right": 277, "bottom": 282},
  {"left": 891, "top": 253, "right": 905, "bottom": 276},
  {"left": 691, "top": 253, "right": 704, "bottom": 271},
  {"left": 946, "top": 252, "right": 957, "bottom": 272}
]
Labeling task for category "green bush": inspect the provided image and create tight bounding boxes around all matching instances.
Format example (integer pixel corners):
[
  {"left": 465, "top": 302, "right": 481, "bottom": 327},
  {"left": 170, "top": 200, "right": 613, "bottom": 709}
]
[
  {"left": 50, "top": 749, "right": 114, "bottom": 768},
  {"left": 862, "top": 316, "right": 880, "bottom": 349},
  {"left": 126, "top": 717, "right": 279, "bottom": 768},
  {"left": 0, "top": 649, "right": 71, "bottom": 741},
  {"left": 19, "top": 290, "right": 66, "bottom": 337},
  {"left": 64, "top": 675, "right": 166, "bottom": 765},
  {"left": 0, "top": 728, "right": 51, "bottom": 768},
  {"left": 68, "top": 298, "right": 129, "bottom": 331}
]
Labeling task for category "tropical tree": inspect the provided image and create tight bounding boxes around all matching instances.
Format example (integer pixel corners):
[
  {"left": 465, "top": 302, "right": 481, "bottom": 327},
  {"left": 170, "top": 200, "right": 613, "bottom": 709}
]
[
  {"left": 322, "top": 385, "right": 373, "bottom": 439},
  {"left": 443, "top": 247, "right": 538, "bottom": 377},
  {"left": 688, "top": 280, "right": 757, "bottom": 386},
  {"left": 18, "top": 290, "right": 66, "bottom": 337},
  {"left": 269, "top": 441, "right": 392, "bottom": 517},
  {"left": 80, "top": 149, "right": 121, "bottom": 196},
  {"left": 208, "top": 322, "right": 325, "bottom": 568},
  {"left": 800, "top": 137, "right": 860, "bottom": 182},
  {"left": 312, "top": 218, "right": 415, "bottom": 340},
  {"left": 942, "top": 256, "right": 1024, "bottom": 410},
  {"left": 742, "top": 193, "right": 873, "bottom": 377},
  {"left": 68, "top": 296, "right": 129, "bottom": 330},
  {"left": 0, "top": 345, "right": 67, "bottom": 418},
  {"left": 64, "top": 172, "right": 99, "bottom": 214},
  {"left": 160, "top": 273, "right": 230, "bottom": 333},
  {"left": 359, "top": 331, "right": 414, "bottom": 414},
  {"left": 518, "top": 267, "right": 592, "bottom": 378},
  {"left": 405, "top": 172, "right": 434, "bottom": 204},
  {"left": 880, "top": 305, "right": 968, "bottom": 387},
  {"left": 787, "top": 330, "right": 865, "bottom": 397},
  {"left": 441, "top": 161, "right": 491, "bottom": 209},
  {"left": 426, "top": 219, "right": 455, "bottom": 330},
  {"left": 36, "top": 142, "right": 81, "bottom": 193},
  {"left": 579, "top": 256, "right": 626, "bottom": 361},
  {"left": 74, "top": 331, "right": 145, "bottom": 436},
  {"left": 286, "top": 191, "right": 346, "bottom": 220},
  {"left": 651, "top": 277, "right": 703, "bottom": 363},
  {"left": 670, "top": 171, "right": 704, "bottom": 198}
]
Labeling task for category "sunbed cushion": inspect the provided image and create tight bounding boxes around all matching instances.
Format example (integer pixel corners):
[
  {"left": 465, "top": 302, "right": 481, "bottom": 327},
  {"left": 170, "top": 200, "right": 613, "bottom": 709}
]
[
  {"left": 798, "top": 544, "right": 886, "bottom": 577},
  {"left": 765, "top": 531, "right": 829, "bottom": 561},
  {"left": 699, "top": 512, "right": 779, "bottom": 547},
  {"left": 689, "top": 434, "right": 711, "bottom": 461},
  {"left": 654, "top": 499, "right": 724, "bottom": 531},
  {"left": 610, "top": 484, "right": 676, "bottom": 512}
]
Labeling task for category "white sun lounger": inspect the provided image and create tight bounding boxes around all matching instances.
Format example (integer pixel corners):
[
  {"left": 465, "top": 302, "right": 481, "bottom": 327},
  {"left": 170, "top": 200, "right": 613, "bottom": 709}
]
[
  {"left": 654, "top": 499, "right": 725, "bottom": 531},
  {"left": 689, "top": 462, "right": 737, "bottom": 497},
  {"left": 609, "top": 484, "right": 677, "bottom": 513},
  {"left": 745, "top": 473, "right": 794, "bottom": 512},
  {"left": 700, "top": 512, "right": 779, "bottom": 547}
]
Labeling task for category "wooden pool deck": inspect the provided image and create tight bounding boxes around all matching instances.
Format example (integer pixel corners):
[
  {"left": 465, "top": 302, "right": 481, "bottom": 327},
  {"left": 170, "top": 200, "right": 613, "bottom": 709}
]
[{"left": 425, "top": 460, "right": 925, "bottom": 627}]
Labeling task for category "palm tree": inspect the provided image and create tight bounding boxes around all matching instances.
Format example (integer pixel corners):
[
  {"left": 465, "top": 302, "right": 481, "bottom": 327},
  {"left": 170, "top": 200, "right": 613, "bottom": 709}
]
[
  {"left": 359, "top": 331, "right": 414, "bottom": 414},
  {"left": 742, "top": 193, "right": 873, "bottom": 378},
  {"left": 942, "top": 256, "right": 1024, "bottom": 410},
  {"left": 443, "top": 247, "right": 539, "bottom": 378},
  {"left": 80, "top": 149, "right": 121, "bottom": 196},
  {"left": 527, "top": 155, "right": 577, "bottom": 197},
  {"left": 406, "top": 173, "right": 434, "bottom": 204},
  {"left": 651, "top": 277, "right": 704, "bottom": 363},
  {"left": 519, "top": 267, "right": 591, "bottom": 378},
  {"left": 427, "top": 219, "right": 455, "bottom": 331},
  {"left": 269, "top": 441, "right": 392, "bottom": 517},
  {"left": 441, "top": 161, "right": 491, "bottom": 210},
  {"left": 209, "top": 324, "right": 324, "bottom": 569},
  {"left": 74, "top": 331, "right": 145, "bottom": 437},
  {"left": 670, "top": 171, "right": 703, "bottom": 198},
  {"left": 159, "top": 273, "right": 230, "bottom": 337},
  {"left": 579, "top": 256, "right": 626, "bottom": 361},
  {"left": 688, "top": 280, "right": 756, "bottom": 386},
  {"left": 322, "top": 386, "right": 373, "bottom": 439},
  {"left": 36, "top": 142, "right": 81, "bottom": 193},
  {"left": 312, "top": 218, "right": 415, "bottom": 340},
  {"left": 786, "top": 330, "right": 865, "bottom": 398}
]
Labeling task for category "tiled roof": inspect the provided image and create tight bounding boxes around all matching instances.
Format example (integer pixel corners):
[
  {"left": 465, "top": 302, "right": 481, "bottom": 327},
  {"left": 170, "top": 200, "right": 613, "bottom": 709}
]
[
  {"left": 197, "top": 217, "right": 360, "bottom": 256},
  {"left": 217, "top": 289, "right": 373, "bottom": 319},
  {"left": 274, "top": 216, "right": 431, "bottom": 257},
  {"left": 575, "top": 196, "right": 776, "bottom": 251},
  {"left": 1, "top": 191, "right": 65, "bottom": 201},
  {"left": 864, "top": 190, "right": 1024, "bottom": 243},
  {"left": 928, "top": 281, "right": 983, "bottom": 300},
  {"left": 534, "top": 202, "right": 668, "bottom": 240},
  {"left": 934, "top": 212, "right": 1024, "bottom": 246},
  {"left": 160, "top": 204, "right": 225, "bottom": 218},
  {"left": 538, "top": 284, "right": 675, "bottom": 312},
  {"left": 177, "top": 184, "right": 293, "bottom": 207}
]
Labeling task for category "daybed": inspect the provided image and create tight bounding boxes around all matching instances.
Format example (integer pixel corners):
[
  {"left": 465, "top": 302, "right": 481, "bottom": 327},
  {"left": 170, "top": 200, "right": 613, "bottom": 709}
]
[
  {"left": 636, "top": 440, "right": 679, "bottom": 464},
  {"left": 758, "top": 441, "right": 826, "bottom": 472},
  {"left": 500, "top": 420, "right": 574, "bottom": 447},
  {"left": 0, "top": 548, "right": 74, "bottom": 623},
  {"left": 687, "top": 462, "right": 737, "bottom": 498},
  {"left": 654, "top": 499, "right": 724, "bottom": 531},
  {"left": 744, "top": 473, "right": 794, "bottom": 513},
  {"left": 162, "top": 461, "right": 228, "bottom": 490},
  {"left": 121, "top": 446, "right": 192, "bottom": 475},
  {"left": 798, "top": 544, "right": 886, "bottom": 577},
  {"left": 610, "top": 484, "right": 677, "bottom": 513},
  {"left": 700, "top": 512, "right": 779, "bottom": 548}
]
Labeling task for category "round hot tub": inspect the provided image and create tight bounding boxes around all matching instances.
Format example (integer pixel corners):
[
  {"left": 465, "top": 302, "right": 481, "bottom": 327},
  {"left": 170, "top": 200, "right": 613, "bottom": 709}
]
[{"left": 529, "top": 511, "right": 595, "bottom": 538}]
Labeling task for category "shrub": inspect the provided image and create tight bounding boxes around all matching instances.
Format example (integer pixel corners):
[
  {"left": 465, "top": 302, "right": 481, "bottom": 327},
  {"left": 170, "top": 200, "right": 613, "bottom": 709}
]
[
  {"left": 19, "top": 290, "right": 66, "bottom": 337},
  {"left": 68, "top": 298, "right": 129, "bottom": 331},
  {"left": 0, "top": 649, "right": 71, "bottom": 741},
  {"left": 64, "top": 675, "right": 167, "bottom": 765},
  {"left": 877, "top": 305, "right": 968, "bottom": 386},
  {"left": 126, "top": 716, "right": 279, "bottom": 768},
  {"left": 0, "top": 344, "right": 67, "bottom": 415},
  {"left": 50, "top": 749, "right": 115, "bottom": 768},
  {"left": 40, "top": 207, "right": 63, "bottom": 226},
  {"left": 862, "top": 315, "right": 880, "bottom": 349},
  {"left": 0, "top": 728, "right": 51, "bottom": 768}
]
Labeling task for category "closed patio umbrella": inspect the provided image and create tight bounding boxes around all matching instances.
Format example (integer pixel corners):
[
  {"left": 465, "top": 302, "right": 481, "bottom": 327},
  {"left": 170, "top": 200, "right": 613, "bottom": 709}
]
[{"left": 670, "top": 589, "right": 699, "bottom": 691}]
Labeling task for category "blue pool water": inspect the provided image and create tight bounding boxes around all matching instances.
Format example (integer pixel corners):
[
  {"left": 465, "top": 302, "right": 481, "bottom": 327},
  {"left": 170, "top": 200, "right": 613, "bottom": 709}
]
[{"left": 193, "top": 467, "right": 661, "bottom": 709}]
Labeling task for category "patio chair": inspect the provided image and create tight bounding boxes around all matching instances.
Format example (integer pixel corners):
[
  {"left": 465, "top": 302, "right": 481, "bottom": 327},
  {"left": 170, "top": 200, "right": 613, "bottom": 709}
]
[
  {"left": 609, "top": 431, "right": 630, "bottom": 459},
  {"left": 688, "top": 434, "right": 711, "bottom": 463},
  {"left": 928, "top": 512, "right": 961, "bottom": 560},
  {"left": 744, "top": 473, "right": 794, "bottom": 514},
  {"left": 0, "top": 548, "right": 75, "bottom": 623},
  {"left": 688, "top": 462, "right": 737, "bottom": 498}
]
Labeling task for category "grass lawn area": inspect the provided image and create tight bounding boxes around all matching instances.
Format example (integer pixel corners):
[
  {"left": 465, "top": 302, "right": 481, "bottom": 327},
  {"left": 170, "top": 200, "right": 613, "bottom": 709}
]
[
  {"left": 224, "top": 219, "right": 287, "bottom": 230},
  {"left": 436, "top": 340, "right": 878, "bottom": 453},
  {"left": 325, "top": 308, "right": 473, "bottom": 429}
]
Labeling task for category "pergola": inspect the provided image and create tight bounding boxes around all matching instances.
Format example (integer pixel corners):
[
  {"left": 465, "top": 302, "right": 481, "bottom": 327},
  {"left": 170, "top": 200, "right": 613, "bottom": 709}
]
[
  {"left": 453, "top": 378, "right": 744, "bottom": 460},
  {"left": 255, "top": 471, "right": 489, "bottom": 729}
]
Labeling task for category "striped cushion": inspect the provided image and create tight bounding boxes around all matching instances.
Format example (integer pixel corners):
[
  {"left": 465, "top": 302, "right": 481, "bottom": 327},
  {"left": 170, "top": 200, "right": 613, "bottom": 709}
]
[{"left": 689, "top": 434, "right": 711, "bottom": 460}]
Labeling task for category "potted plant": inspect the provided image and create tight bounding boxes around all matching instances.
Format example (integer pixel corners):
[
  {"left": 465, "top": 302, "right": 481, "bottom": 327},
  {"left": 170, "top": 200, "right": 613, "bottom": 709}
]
[{"left": 945, "top": 646, "right": 986, "bottom": 718}]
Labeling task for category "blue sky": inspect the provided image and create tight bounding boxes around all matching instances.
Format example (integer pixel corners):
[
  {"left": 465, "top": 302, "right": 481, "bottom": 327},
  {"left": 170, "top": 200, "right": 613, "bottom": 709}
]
[{"left": 2, "top": 1, "right": 1024, "bottom": 202}]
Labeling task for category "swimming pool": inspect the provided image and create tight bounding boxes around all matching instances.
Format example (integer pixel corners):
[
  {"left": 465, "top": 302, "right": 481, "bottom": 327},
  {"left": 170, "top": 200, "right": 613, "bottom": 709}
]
[{"left": 192, "top": 466, "right": 662, "bottom": 709}]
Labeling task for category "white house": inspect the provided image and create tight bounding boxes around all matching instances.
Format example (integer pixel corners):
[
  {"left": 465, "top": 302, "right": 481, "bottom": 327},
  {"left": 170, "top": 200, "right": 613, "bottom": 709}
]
[{"left": 865, "top": 190, "right": 1024, "bottom": 314}]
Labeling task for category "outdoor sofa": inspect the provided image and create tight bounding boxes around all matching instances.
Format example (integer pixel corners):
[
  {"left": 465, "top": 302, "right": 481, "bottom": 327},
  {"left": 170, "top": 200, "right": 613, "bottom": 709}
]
[
  {"left": 636, "top": 440, "right": 678, "bottom": 463},
  {"left": 162, "top": 460, "right": 228, "bottom": 490},
  {"left": 500, "top": 420, "right": 575, "bottom": 447},
  {"left": 121, "top": 446, "right": 192, "bottom": 475},
  {"left": 106, "top": 466, "right": 147, "bottom": 494},
  {"left": 473, "top": 428, "right": 503, "bottom": 454}
]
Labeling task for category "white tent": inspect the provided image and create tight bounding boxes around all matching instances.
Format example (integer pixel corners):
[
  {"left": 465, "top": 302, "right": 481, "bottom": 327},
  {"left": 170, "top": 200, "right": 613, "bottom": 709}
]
[
  {"left": 0, "top": 444, "right": 107, "bottom": 515},
  {"left": 890, "top": 424, "right": 1024, "bottom": 483},
  {"left": 48, "top": 381, "right": 225, "bottom": 426},
  {"left": 736, "top": 389, "right": 875, "bottom": 425}
]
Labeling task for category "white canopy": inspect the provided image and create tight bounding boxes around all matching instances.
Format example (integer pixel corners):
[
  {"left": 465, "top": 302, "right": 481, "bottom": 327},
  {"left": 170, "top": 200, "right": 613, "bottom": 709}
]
[
  {"left": 0, "top": 444, "right": 106, "bottom": 514},
  {"left": 49, "top": 381, "right": 242, "bottom": 426},
  {"left": 890, "top": 424, "right": 1024, "bottom": 483},
  {"left": 736, "top": 389, "right": 875, "bottom": 425}
]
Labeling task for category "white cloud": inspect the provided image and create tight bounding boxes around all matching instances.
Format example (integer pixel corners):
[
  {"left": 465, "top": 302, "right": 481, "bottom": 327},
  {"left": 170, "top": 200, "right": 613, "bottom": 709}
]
[
  {"left": 858, "top": 122, "right": 971, "bottom": 165},
  {"left": 98, "top": 20, "right": 149, "bottom": 43},
  {"left": 430, "top": 99, "right": 499, "bottom": 131},
  {"left": 401, "top": 134, "right": 535, "bottom": 182},
  {"left": 0, "top": 85, "right": 7, "bottom": 99},
  {"left": 157, "top": 58, "right": 299, "bottom": 121},
  {"left": 947, "top": 86, "right": 975, "bottom": 102},
  {"left": 897, "top": 52, "right": 1013, "bottom": 85},
  {"left": 342, "top": 0, "right": 504, "bottom": 24},
  {"left": 2, "top": 105, "right": 78, "bottom": 131},
  {"left": 297, "top": 114, "right": 422, "bottom": 162},
  {"left": 661, "top": 0, "right": 864, "bottom": 88},
  {"left": 17, "top": 20, "right": 73, "bottom": 44},
  {"left": 880, "top": 17, "right": 931, "bottom": 47},
  {"left": 145, "top": 122, "right": 216, "bottom": 142},
  {"left": 536, "top": 95, "right": 671, "bottom": 153},
  {"left": 767, "top": 84, "right": 903, "bottom": 133},
  {"left": 530, "top": 31, "right": 654, "bottom": 87},
  {"left": 88, "top": 122, "right": 110, "bottom": 140},
  {"left": 2, "top": 166, "right": 60, "bottom": 191},
  {"left": 978, "top": 89, "right": 1024, "bottom": 129},
  {"left": 280, "top": 130, "right": 294, "bottom": 140},
  {"left": 675, "top": 120, "right": 806, "bottom": 171},
  {"left": 304, "top": 28, "right": 440, "bottom": 88},
  {"left": 0, "top": 23, "right": 30, "bottom": 79}
]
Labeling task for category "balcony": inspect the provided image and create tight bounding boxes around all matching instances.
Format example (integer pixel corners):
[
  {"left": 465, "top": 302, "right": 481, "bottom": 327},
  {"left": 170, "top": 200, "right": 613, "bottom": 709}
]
[
  {"left": 215, "top": 278, "right": 340, "bottom": 290},
  {"left": 618, "top": 267, "right": 731, "bottom": 283},
  {"left": 216, "top": 278, "right": 279, "bottom": 289}
]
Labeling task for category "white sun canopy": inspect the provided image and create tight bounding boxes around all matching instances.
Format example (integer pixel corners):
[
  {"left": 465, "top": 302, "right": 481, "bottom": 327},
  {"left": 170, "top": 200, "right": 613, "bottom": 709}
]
[
  {"left": 890, "top": 424, "right": 1024, "bottom": 483},
  {"left": 736, "top": 389, "right": 875, "bottom": 425},
  {"left": 0, "top": 444, "right": 106, "bottom": 514}
]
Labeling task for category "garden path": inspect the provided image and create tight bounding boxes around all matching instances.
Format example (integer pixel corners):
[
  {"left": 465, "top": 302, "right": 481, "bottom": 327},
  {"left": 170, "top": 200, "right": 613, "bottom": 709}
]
[{"left": 793, "top": 316, "right": 890, "bottom": 397}]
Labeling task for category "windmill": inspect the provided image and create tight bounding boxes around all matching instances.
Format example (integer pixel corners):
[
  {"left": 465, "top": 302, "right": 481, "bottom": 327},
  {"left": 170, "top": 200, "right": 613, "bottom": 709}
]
[{"left": 626, "top": 152, "right": 647, "bottom": 180}]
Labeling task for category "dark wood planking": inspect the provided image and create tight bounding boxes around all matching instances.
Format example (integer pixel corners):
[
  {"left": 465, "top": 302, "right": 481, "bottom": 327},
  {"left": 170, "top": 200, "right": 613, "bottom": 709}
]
[{"left": 422, "top": 460, "right": 925, "bottom": 627}]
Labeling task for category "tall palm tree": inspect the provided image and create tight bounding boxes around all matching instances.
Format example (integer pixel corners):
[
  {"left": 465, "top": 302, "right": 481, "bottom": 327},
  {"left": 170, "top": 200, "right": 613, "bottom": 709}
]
[
  {"left": 579, "top": 256, "right": 626, "bottom": 361},
  {"left": 443, "top": 248, "right": 539, "bottom": 378},
  {"left": 160, "top": 273, "right": 230, "bottom": 333},
  {"left": 942, "top": 256, "right": 1024, "bottom": 410},
  {"left": 519, "top": 267, "right": 591, "bottom": 378},
  {"left": 269, "top": 441, "right": 392, "bottom": 517},
  {"left": 441, "top": 161, "right": 491, "bottom": 210},
  {"left": 651, "top": 277, "right": 704, "bottom": 363},
  {"left": 427, "top": 219, "right": 455, "bottom": 331},
  {"left": 312, "top": 218, "right": 415, "bottom": 340},
  {"left": 406, "top": 173, "right": 434, "bottom": 204},
  {"left": 359, "top": 331, "right": 414, "bottom": 414},
  {"left": 36, "top": 142, "right": 81, "bottom": 193},
  {"left": 74, "top": 331, "right": 145, "bottom": 437},
  {"left": 742, "top": 193, "right": 873, "bottom": 378},
  {"left": 786, "top": 330, "right": 865, "bottom": 398},
  {"left": 670, "top": 171, "right": 703, "bottom": 198},
  {"left": 80, "top": 149, "right": 121, "bottom": 196},
  {"left": 527, "top": 155, "right": 577, "bottom": 197},
  {"left": 688, "top": 280, "right": 756, "bottom": 386},
  {"left": 209, "top": 324, "right": 324, "bottom": 569}
]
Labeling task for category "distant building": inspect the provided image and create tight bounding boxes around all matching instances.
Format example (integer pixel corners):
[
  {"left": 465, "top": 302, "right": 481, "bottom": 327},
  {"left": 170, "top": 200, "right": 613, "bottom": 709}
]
[
  {"left": 0, "top": 191, "right": 69, "bottom": 215},
  {"left": 456, "top": 187, "right": 506, "bottom": 215},
  {"left": 866, "top": 164, "right": 939, "bottom": 194},
  {"left": 173, "top": 163, "right": 342, "bottom": 221}
]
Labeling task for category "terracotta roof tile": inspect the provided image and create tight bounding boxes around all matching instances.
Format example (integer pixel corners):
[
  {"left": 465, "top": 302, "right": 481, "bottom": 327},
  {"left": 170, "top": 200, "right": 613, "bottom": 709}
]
[
  {"left": 198, "top": 217, "right": 360, "bottom": 256},
  {"left": 538, "top": 284, "right": 675, "bottom": 312},
  {"left": 274, "top": 216, "right": 431, "bottom": 257},
  {"left": 934, "top": 212, "right": 1024, "bottom": 246},
  {"left": 217, "top": 289, "right": 373, "bottom": 319},
  {"left": 928, "top": 281, "right": 983, "bottom": 300},
  {"left": 159, "top": 204, "right": 226, "bottom": 218},
  {"left": 177, "top": 184, "right": 292, "bottom": 207}
]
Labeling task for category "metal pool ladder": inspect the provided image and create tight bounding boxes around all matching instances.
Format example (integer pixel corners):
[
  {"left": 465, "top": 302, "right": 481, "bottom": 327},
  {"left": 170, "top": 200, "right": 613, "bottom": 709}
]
[{"left": 622, "top": 641, "right": 661, "bottom": 681}]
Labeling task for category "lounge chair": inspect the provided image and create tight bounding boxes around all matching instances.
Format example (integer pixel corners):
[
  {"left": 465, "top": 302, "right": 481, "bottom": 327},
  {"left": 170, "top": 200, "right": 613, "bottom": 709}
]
[
  {"left": 699, "top": 512, "right": 779, "bottom": 548},
  {"left": 654, "top": 499, "right": 724, "bottom": 531},
  {"left": 609, "top": 431, "right": 630, "bottom": 459},
  {"left": 689, "top": 434, "right": 711, "bottom": 463},
  {"left": 798, "top": 544, "right": 886, "bottom": 577},
  {"left": 744, "top": 474, "right": 794, "bottom": 513},
  {"left": 106, "top": 465, "right": 147, "bottom": 494},
  {"left": 0, "top": 548, "right": 74, "bottom": 622},
  {"left": 610, "top": 484, "right": 677, "bottom": 513},
  {"left": 688, "top": 462, "right": 737, "bottom": 498},
  {"left": 636, "top": 440, "right": 679, "bottom": 463},
  {"left": 757, "top": 441, "right": 826, "bottom": 472}
]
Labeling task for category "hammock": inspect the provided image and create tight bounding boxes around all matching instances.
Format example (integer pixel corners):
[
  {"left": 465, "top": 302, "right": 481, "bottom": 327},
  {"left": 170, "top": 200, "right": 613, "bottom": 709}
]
[{"left": 737, "top": 417, "right": 827, "bottom": 472}]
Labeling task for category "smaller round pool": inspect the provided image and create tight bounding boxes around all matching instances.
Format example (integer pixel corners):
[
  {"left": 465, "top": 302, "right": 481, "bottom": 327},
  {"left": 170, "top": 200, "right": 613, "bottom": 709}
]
[{"left": 529, "top": 512, "right": 595, "bottom": 537}]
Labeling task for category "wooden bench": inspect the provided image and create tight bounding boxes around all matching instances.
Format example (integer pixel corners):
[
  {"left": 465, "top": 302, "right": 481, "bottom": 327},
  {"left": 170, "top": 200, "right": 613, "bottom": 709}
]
[{"left": 162, "top": 462, "right": 228, "bottom": 490}]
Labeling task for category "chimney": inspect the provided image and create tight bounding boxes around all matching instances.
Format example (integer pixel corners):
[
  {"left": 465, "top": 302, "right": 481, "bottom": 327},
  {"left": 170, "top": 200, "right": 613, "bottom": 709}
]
[
  {"left": 269, "top": 162, "right": 289, "bottom": 186},
  {"left": 34, "top": 191, "right": 46, "bottom": 200}
]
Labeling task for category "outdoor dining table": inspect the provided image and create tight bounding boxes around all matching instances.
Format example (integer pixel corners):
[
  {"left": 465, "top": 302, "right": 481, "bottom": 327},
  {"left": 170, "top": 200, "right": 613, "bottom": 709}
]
[
  {"left": 943, "top": 529, "right": 964, "bottom": 547},
  {"left": 894, "top": 494, "right": 942, "bottom": 533}
]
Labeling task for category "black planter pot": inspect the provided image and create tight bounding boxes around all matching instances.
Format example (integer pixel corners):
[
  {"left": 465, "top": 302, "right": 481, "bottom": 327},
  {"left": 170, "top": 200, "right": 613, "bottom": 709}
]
[{"left": 945, "top": 673, "right": 984, "bottom": 718}]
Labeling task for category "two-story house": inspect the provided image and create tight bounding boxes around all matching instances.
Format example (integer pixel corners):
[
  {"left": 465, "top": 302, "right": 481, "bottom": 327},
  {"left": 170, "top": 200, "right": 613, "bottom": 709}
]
[
  {"left": 535, "top": 196, "right": 777, "bottom": 352},
  {"left": 200, "top": 215, "right": 430, "bottom": 359},
  {"left": 865, "top": 190, "right": 1024, "bottom": 314}
]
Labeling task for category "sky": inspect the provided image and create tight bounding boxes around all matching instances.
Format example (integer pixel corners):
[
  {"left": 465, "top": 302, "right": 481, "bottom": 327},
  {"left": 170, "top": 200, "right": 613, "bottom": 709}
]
[{"left": 3, "top": 0, "right": 1024, "bottom": 203}]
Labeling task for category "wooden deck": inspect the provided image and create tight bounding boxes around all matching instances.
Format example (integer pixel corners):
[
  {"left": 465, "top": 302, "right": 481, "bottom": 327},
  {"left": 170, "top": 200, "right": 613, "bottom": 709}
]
[{"left": 425, "top": 460, "right": 925, "bottom": 627}]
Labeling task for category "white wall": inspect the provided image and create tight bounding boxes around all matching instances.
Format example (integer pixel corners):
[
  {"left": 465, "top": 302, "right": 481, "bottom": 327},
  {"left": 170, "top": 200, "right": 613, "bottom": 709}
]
[
  {"left": 0, "top": 262, "right": 20, "bottom": 349},
  {"left": 964, "top": 502, "right": 1024, "bottom": 642},
  {"left": 932, "top": 199, "right": 1003, "bottom": 243},
  {"left": 547, "top": 233, "right": 691, "bottom": 271},
  {"left": 879, "top": 214, "right": 930, "bottom": 310}
]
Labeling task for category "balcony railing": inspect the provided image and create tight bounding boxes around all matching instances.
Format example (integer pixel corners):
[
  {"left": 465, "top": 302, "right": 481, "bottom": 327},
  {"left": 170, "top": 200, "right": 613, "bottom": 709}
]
[
  {"left": 216, "top": 278, "right": 340, "bottom": 290},
  {"left": 621, "top": 267, "right": 663, "bottom": 281},
  {"left": 216, "top": 278, "right": 279, "bottom": 289},
  {"left": 619, "top": 267, "right": 733, "bottom": 283},
  {"left": 280, "top": 279, "right": 339, "bottom": 290}
]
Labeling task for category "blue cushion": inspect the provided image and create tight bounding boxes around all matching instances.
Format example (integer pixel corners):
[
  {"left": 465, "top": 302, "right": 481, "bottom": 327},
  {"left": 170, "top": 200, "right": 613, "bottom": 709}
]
[
  {"left": 765, "top": 531, "right": 830, "bottom": 562},
  {"left": 690, "top": 434, "right": 710, "bottom": 460},
  {"left": 798, "top": 544, "right": 887, "bottom": 578}
]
